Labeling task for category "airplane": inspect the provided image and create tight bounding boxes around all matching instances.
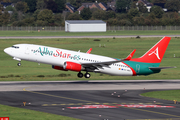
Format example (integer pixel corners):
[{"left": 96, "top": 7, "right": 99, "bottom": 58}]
[{"left": 4, "top": 36, "right": 174, "bottom": 78}]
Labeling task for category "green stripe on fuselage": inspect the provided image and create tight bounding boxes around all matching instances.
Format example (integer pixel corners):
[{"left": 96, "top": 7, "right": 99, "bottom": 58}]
[{"left": 124, "top": 61, "right": 161, "bottom": 75}]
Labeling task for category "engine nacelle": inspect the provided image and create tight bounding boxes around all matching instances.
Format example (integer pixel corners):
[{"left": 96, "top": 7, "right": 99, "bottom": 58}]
[
  {"left": 63, "top": 61, "right": 82, "bottom": 72},
  {"left": 52, "top": 65, "right": 68, "bottom": 71}
]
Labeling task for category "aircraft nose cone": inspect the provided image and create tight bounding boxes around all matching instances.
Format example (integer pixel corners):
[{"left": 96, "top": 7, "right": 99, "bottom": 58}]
[{"left": 4, "top": 48, "right": 10, "bottom": 54}]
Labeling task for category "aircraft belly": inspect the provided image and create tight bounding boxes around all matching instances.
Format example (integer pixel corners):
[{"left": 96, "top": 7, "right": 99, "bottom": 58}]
[{"left": 100, "top": 67, "right": 133, "bottom": 76}]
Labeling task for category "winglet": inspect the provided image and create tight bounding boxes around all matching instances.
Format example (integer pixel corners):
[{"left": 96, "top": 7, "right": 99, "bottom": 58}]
[
  {"left": 124, "top": 49, "right": 136, "bottom": 60},
  {"left": 86, "top": 48, "right": 92, "bottom": 54}
]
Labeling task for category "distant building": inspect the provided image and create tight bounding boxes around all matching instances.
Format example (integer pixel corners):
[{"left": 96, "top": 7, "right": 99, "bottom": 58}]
[
  {"left": 0, "top": 2, "right": 14, "bottom": 9},
  {"left": 136, "top": 0, "right": 153, "bottom": 12},
  {"left": 107, "top": 0, "right": 116, "bottom": 11},
  {"left": 66, "top": 3, "right": 76, "bottom": 13},
  {"left": 77, "top": 2, "right": 108, "bottom": 14},
  {"left": 65, "top": 20, "right": 106, "bottom": 32}
]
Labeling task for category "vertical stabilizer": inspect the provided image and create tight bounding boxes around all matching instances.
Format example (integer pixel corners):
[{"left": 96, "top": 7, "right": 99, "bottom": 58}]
[{"left": 130, "top": 36, "right": 171, "bottom": 63}]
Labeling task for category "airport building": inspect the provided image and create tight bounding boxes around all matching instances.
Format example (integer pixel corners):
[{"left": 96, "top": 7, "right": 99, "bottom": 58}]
[{"left": 65, "top": 20, "right": 106, "bottom": 32}]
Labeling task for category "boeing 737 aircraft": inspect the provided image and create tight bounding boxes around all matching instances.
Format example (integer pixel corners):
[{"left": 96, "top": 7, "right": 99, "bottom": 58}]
[{"left": 4, "top": 36, "right": 173, "bottom": 78}]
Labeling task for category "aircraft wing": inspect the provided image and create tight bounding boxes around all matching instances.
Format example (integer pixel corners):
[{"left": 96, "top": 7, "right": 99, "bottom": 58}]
[
  {"left": 81, "top": 59, "right": 127, "bottom": 71},
  {"left": 81, "top": 50, "right": 136, "bottom": 71}
]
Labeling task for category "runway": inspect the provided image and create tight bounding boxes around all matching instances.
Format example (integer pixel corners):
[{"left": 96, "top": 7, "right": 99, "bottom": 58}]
[
  {"left": 0, "top": 80, "right": 180, "bottom": 120},
  {"left": 1, "top": 35, "right": 180, "bottom": 39}
]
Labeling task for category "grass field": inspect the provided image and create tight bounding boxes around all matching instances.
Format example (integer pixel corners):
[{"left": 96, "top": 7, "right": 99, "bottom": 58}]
[
  {"left": 0, "top": 104, "right": 79, "bottom": 120},
  {"left": 0, "top": 30, "right": 180, "bottom": 36},
  {"left": 141, "top": 90, "right": 180, "bottom": 102},
  {"left": 0, "top": 37, "right": 180, "bottom": 81},
  {"left": 0, "top": 31, "right": 180, "bottom": 119}
]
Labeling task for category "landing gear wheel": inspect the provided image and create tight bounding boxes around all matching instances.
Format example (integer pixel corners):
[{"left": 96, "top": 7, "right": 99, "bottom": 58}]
[
  {"left": 77, "top": 72, "right": 83, "bottom": 78},
  {"left": 84, "top": 73, "right": 91, "bottom": 78},
  {"left": 17, "top": 63, "right": 21, "bottom": 66}
]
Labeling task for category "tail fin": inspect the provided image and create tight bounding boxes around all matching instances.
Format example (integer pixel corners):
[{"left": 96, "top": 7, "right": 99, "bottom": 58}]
[{"left": 131, "top": 36, "right": 171, "bottom": 63}]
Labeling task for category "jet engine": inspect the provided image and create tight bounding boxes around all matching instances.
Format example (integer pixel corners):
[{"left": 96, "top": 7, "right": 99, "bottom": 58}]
[
  {"left": 63, "top": 61, "right": 83, "bottom": 72},
  {"left": 52, "top": 65, "right": 68, "bottom": 71}
]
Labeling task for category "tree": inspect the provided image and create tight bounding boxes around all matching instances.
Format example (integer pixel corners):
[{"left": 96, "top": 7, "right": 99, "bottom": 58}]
[
  {"left": 67, "top": 13, "right": 81, "bottom": 20},
  {"left": 37, "top": 9, "right": 54, "bottom": 23},
  {"left": 0, "top": 11, "right": 10, "bottom": 26},
  {"left": 106, "top": 11, "right": 116, "bottom": 19},
  {"left": 15, "top": 1, "right": 29, "bottom": 13},
  {"left": 36, "top": 0, "right": 46, "bottom": 10},
  {"left": 23, "top": 17, "right": 35, "bottom": 26},
  {"left": 116, "top": 0, "right": 131, "bottom": 13},
  {"left": 45, "top": 0, "right": 58, "bottom": 13},
  {"left": 151, "top": 5, "right": 164, "bottom": 18},
  {"left": 165, "top": 0, "right": 180, "bottom": 12},
  {"left": 54, "top": 13, "right": 63, "bottom": 25},
  {"left": 2, "top": 0, "right": 11, "bottom": 2},
  {"left": 80, "top": 7, "right": 92, "bottom": 20},
  {"left": 33, "top": 9, "right": 40, "bottom": 21},
  {"left": 0, "top": 4, "right": 4, "bottom": 11},
  {"left": 133, "top": 16, "right": 145, "bottom": 25},
  {"left": 138, "top": 2, "right": 148, "bottom": 13},
  {"left": 92, "top": 10, "right": 106, "bottom": 20},
  {"left": 15, "top": 1, "right": 29, "bottom": 20},
  {"left": 54, "top": 0, "right": 66, "bottom": 13},
  {"left": 5, "top": 5, "right": 15, "bottom": 11},
  {"left": 128, "top": 8, "right": 139, "bottom": 17},
  {"left": 22, "top": 0, "right": 36, "bottom": 13}
]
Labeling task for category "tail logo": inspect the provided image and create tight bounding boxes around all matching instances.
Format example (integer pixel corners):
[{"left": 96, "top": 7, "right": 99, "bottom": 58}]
[{"left": 148, "top": 47, "right": 160, "bottom": 60}]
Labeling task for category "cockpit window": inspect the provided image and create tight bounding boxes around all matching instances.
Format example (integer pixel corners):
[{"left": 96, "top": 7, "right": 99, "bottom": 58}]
[{"left": 11, "top": 46, "right": 19, "bottom": 49}]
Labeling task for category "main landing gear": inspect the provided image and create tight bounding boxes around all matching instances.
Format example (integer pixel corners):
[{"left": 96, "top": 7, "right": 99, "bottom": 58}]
[{"left": 77, "top": 72, "right": 91, "bottom": 78}]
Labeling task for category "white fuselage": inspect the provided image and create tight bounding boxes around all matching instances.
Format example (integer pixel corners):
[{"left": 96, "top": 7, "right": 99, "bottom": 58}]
[{"left": 4, "top": 44, "right": 133, "bottom": 76}]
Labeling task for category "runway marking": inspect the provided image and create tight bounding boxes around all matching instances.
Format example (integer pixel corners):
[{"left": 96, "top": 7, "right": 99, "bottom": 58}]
[
  {"left": 42, "top": 103, "right": 162, "bottom": 106},
  {"left": 67, "top": 104, "right": 175, "bottom": 109},
  {"left": 68, "top": 105, "right": 117, "bottom": 109},
  {"left": 117, "top": 104, "right": 175, "bottom": 108},
  {"left": 23, "top": 88, "right": 94, "bottom": 103}
]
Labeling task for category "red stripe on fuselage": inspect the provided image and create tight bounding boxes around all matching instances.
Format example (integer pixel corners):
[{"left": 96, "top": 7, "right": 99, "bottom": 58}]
[{"left": 122, "top": 62, "right": 136, "bottom": 76}]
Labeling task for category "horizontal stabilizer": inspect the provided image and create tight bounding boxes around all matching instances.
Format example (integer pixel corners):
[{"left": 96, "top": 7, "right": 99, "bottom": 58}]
[{"left": 149, "top": 66, "right": 176, "bottom": 70}]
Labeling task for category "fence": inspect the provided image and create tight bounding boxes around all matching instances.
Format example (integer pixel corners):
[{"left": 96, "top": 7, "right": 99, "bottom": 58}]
[
  {"left": 1, "top": 26, "right": 180, "bottom": 31},
  {"left": 107, "top": 26, "right": 180, "bottom": 30},
  {"left": 0, "top": 26, "right": 65, "bottom": 31}
]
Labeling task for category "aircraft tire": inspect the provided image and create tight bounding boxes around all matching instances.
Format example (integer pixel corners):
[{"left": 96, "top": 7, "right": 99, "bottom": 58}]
[
  {"left": 17, "top": 63, "right": 21, "bottom": 66},
  {"left": 84, "top": 73, "right": 91, "bottom": 78},
  {"left": 77, "top": 72, "right": 83, "bottom": 78}
]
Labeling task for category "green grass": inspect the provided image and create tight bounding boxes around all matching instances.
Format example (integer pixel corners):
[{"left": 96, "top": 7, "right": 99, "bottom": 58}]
[
  {"left": 0, "top": 104, "right": 79, "bottom": 120},
  {"left": 0, "top": 30, "right": 180, "bottom": 36},
  {"left": 0, "top": 37, "right": 180, "bottom": 81},
  {"left": 141, "top": 90, "right": 180, "bottom": 102}
]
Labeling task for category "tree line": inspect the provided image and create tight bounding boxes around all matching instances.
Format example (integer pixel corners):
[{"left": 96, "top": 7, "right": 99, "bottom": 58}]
[{"left": 0, "top": 0, "right": 180, "bottom": 26}]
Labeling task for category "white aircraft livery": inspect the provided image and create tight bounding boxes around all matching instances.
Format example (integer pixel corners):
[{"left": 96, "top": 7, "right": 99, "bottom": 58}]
[{"left": 4, "top": 36, "right": 173, "bottom": 78}]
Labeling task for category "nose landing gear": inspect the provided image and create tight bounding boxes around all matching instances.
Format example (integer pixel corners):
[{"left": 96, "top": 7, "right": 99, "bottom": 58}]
[{"left": 17, "top": 62, "right": 21, "bottom": 66}]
